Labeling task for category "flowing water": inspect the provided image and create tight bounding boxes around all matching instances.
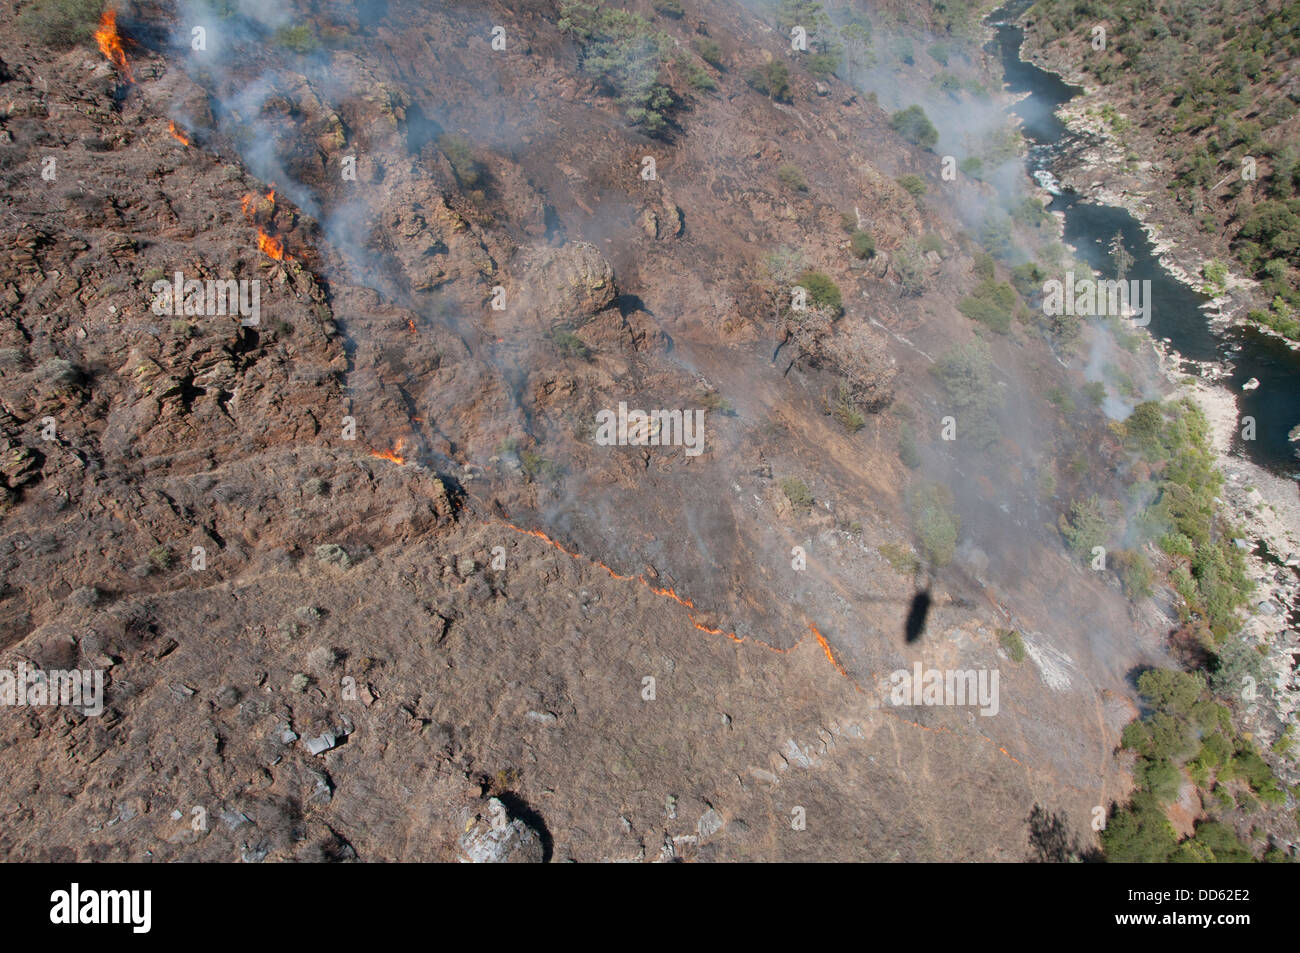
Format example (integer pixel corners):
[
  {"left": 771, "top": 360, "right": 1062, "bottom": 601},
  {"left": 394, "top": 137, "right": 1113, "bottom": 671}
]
[{"left": 989, "top": 0, "right": 1300, "bottom": 481}]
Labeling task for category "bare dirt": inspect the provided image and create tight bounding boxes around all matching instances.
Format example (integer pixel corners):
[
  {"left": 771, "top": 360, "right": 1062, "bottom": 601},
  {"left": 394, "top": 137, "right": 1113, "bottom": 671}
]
[{"left": 0, "top": 0, "right": 1173, "bottom": 861}]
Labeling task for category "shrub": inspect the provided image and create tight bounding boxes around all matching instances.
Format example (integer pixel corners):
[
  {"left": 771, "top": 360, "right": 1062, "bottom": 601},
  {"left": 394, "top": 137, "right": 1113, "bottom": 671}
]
[
  {"left": 781, "top": 477, "right": 813, "bottom": 513},
  {"left": 518, "top": 449, "right": 560, "bottom": 481},
  {"left": 909, "top": 483, "right": 960, "bottom": 568},
  {"left": 1046, "top": 386, "right": 1074, "bottom": 414},
  {"left": 1231, "top": 744, "right": 1286, "bottom": 803},
  {"left": 896, "top": 174, "right": 927, "bottom": 197},
  {"left": 1137, "top": 669, "right": 1204, "bottom": 717},
  {"left": 796, "top": 270, "right": 842, "bottom": 316},
  {"left": 17, "top": 0, "right": 102, "bottom": 47},
  {"left": 652, "top": 0, "right": 684, "bottom": 17},
  {"left": 1010, "top": 261, "right": 1045, "bottom": 299},
  {"left": 679, "top": 55, "right": 717, "bottom": 92},
  {"left": 747, "top": 59, "right": 792, "bottom": 101},
  {"left": 1203, "top": 259, "right": 1229, "bottom": 295},
  {"left": 957, "top": 279, "right": 1017, "bottom": 333},
  {"left": 879, "top": 542, "right": 919, "bottom": 574},
  {"left": 314, "top": 544, "right": 350, "bottom": 568},
  {"left": 930, "top": 340, "right": 1000, "bottom": 448},
  {"left": 1138, "top": 757, "right": 1184, "bottom": 804},
  {"left": 1209, "top": 636, "right": 1263, "bottom": 698},
  {"left": 552, "top": 329, "right": 591, "bottom": 359},
  {"left": 807, "top": 50, "right": 841, "bottom": 79},
  {"left": 972, "top": 253, "right": 995, "bottom": 281},
  {"left": 274, "top": 24, "right": 320, "bottom": 53},
  {"left": 1114, "top": 548, "right": 1154, "bottom": 600},
  {"left": 920, "top": 233, "right": 945, "bottom": 256},
  {"left": 828, "top": 382, "right": 865, "bottom": 432},
  {"left": 778, "top": 163, "right": 808, "bottom": 192},
  {"left": 979, "top": 213, "right": 1014, "bottom": 258},
  {"left": 890, "top": 105, "right": 938, "bottom": 149},
  {"left": 898, "top": 423, "right": 920, "bottom": 468},
  {"left": 438, "top": 134, "right": 481, "bottom": 189},
  {"left": 149, "top": 546, "right": 175, "bottom": 571},
  {"left": 1099, "top": 792, "right": 1179, "bottom": 862},
  {"left": 834, "top": 404, "right": 865, "bottom": 432},
  {"left": 1059, "top": 495, "right": 1110, "bottom": 559},
  {"left": 698, "top": 390, "right": 734, "bottom": 415},
  {"left": 1188, "top": 821, "right": 1253, "bottom": 862},
  {"left": 850, "top": 230, "right": 875, "bottom": 259},
  {"left": 893, "top": 239, "right": 930, "bottom": 296},
  {"left": 1011, "top": 195, "right": 1048, "bottom": 228},
  {"left": 692, "top": 37, "right": 724, "bottom": 69},
  {"left": 999, "top": 628, "right": 1026, "bottom": 662},
  {"left": 36, "top": 358, "right": 80, "bottom": 387}
]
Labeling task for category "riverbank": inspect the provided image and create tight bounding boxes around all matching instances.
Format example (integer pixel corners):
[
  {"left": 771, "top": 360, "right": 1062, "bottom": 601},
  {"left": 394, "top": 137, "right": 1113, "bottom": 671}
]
[
  {"left": 1016, "top": 30, "right": 1300, "bottom": 353},
  {"left": 1163, "top": 358, "right": 1300, "bottom": 753},
  {"left": 1000, "top": 7, "right": 1300, "bottom": 757}
]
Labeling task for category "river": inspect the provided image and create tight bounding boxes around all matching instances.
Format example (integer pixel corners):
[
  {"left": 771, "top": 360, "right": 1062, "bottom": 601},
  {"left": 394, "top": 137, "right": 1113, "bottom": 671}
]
[{"left": 988, "top": 0, "right": 1300, "bottom": 481}]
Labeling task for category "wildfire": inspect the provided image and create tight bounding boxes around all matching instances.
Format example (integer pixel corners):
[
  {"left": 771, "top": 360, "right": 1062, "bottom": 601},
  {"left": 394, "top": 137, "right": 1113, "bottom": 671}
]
[
  {"left": 369, "top": 439, "right": 408, "bottom": 465},
  {"left": 95, "top": 10, "right": 133, "bottom": 83},
  {"left": 500, "top": 521, "right": 789, "bottom": 651},
  {"left": 809, "top": 622, "right": 849, "bottom": 679},
  {"left": 168, "top": 122, "right": 190, "bottom": 146},
  {"left": 257, "top": 228, "right": 286, "bottom": 260},
  {"left": 241, "top": 188, "right": 292, "bottom": 261},
  {"left": 496, "top": 519, "right": 1027, "bottom": 767},
  {"left": 407, "top": 318, "right": 418, "bottom": 334}
]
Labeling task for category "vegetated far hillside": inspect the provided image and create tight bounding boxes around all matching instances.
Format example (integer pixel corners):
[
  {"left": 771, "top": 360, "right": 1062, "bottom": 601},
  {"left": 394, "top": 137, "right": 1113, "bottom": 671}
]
[{"left": 1027, "top": 0, "right": 1300, "bottom": 339}]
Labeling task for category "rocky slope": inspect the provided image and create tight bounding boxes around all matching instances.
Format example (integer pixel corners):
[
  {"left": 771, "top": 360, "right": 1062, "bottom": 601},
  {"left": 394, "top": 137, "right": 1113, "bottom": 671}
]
[{"left": 0, "top": 0, "right": 1176, "bottom": 861}]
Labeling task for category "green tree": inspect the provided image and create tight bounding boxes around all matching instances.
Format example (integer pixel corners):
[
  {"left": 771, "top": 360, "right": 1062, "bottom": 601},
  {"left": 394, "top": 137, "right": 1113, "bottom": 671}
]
[{"left": 890, "top": 105, "right": 939, "bottom": 149}]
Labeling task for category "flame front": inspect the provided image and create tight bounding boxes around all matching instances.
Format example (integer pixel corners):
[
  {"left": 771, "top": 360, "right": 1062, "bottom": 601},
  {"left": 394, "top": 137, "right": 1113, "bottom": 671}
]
[
  {"left": 257, "top": 228, "right": 286, "bottom": 260},
  {"left": 168, "top": 121, "right": 190, "bottom": 146},
  {"left": 95, "top": 11, "right": 133, "bottom": 83},
  {"left": 497, "top": 520, "right": 1026, "bottom": 767},
  {"left": 369, "top": 439, "right": 407, "bottom": 465}
]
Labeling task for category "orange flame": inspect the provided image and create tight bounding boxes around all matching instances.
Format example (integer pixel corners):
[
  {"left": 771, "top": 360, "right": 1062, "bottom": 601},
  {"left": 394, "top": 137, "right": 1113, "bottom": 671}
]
[
  {"left": 241, "top": 188, "right": 292, "bottom": 261},
  {"left": 95, "top": 11, "right": 133, "bottom": 83},
  {"left": 809, "top": 622, "right": 849, "bottom": 678},
  {"left": 168, "top": 121, "right": 190, "bottom": 146},
  {"left": 369, "top": 439, "right": 407, "bottom": 465},
  {"left": 256, "top": 228, "right": 286, "bottom": 260},
  {"left": 407, "top": 319, "right": 418, "bottom": 334},
  {"left": 495, "top": 519, "right": 1026, "bottom": 767}
]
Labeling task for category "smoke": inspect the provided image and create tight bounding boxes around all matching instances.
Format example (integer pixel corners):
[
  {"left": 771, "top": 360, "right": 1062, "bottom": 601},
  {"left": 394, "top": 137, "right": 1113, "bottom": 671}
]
[{"left": 141, "top": 0, "right": 1167, "bottom": 673}]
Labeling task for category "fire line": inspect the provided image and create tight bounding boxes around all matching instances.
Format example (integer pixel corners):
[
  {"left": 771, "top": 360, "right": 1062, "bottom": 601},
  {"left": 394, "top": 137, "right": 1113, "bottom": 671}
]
[{"left": 497, "top": 518, "right": 1024, "bottom": 768}]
